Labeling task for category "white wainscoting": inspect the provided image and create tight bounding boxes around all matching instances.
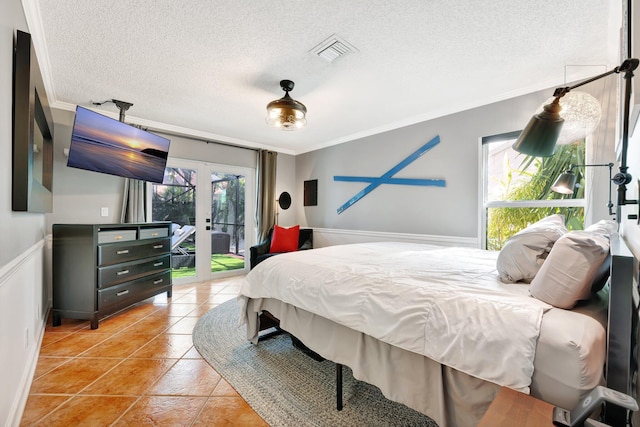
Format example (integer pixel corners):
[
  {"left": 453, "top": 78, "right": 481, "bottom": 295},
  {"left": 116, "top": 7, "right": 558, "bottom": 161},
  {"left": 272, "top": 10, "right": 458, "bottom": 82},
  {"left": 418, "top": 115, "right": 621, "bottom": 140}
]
[
  {"left": 311, "top": 227, "right": 479, "bottom": 248},
  {"left": 0, "top": 238, "right": 50, "bottom": 427}
]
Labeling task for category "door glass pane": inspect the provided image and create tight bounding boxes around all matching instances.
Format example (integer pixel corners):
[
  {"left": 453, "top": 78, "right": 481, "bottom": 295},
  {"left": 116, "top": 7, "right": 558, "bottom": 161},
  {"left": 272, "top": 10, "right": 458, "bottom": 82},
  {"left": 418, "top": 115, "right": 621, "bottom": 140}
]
[
  {"left": 210, "top": 172, "right": 245, "bottom": 273},
  {"left": 152, "top": 167, "right": 197, "bottom": 280}
]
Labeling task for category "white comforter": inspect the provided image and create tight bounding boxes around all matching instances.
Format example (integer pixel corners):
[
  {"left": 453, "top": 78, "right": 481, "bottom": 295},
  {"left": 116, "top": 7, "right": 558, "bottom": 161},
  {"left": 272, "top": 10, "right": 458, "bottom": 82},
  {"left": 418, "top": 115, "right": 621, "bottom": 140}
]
[{"left": 238, "top": 242, "right": 550, "bottom": 392}]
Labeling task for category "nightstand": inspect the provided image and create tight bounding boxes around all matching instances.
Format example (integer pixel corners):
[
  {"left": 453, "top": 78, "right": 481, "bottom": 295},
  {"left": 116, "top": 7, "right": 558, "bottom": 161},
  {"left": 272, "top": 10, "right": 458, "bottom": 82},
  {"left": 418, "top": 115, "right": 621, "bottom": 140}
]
[{"left": 478, "top": 387, "right": 555, "bottom": 426}]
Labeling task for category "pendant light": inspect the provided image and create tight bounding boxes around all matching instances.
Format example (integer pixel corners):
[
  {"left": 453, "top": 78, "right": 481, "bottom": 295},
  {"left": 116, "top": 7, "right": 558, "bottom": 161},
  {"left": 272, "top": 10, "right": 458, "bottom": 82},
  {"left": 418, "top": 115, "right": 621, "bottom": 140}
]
[{"left": 266, "top": 80, "right": 307, "bottom": 130}]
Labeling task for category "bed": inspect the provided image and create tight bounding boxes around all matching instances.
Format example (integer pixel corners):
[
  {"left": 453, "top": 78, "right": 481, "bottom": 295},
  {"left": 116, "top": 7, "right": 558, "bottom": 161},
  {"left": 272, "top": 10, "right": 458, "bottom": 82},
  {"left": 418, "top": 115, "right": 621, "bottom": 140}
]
[{"left": 238, "top": 216, "right": 638, "bottom": 426}]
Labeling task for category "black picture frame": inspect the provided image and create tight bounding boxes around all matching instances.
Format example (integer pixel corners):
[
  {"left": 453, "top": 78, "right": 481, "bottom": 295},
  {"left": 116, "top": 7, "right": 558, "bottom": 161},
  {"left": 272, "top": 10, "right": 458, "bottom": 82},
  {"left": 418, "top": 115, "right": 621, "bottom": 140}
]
[
  {"left": 12, "top": 30, "right": 54, "bottom": 212},
  {"left": 304, "top": 179, "right": 318, "bottom": 206}
]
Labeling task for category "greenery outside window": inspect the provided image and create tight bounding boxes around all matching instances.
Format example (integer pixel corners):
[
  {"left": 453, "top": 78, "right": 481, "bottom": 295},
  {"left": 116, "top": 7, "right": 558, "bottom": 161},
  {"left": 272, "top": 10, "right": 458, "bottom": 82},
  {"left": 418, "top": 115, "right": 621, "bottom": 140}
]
[
  {"left": 152, "top": 168, "right": 196, "bottom": 226},
  {"left": 482, "top": 131, "right": 586, "bottom": 250}
]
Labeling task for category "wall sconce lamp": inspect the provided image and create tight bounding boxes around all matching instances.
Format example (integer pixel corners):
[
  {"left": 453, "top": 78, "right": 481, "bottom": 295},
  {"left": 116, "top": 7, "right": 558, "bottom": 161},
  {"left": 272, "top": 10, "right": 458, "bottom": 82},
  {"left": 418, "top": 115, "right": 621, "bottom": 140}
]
[
  {"left": 551, "top": 163, "right": 615, "bottom": 216},
  {"left": 513, "top": 58, "right": 640, "bottom": 220},
  {"left": 266, "top": 80, "right": 307, "bottom": 130}
]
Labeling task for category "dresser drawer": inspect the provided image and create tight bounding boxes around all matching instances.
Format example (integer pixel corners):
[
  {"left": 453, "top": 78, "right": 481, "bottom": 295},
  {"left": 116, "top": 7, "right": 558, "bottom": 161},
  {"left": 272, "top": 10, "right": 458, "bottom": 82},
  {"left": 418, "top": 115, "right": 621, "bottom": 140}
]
[
  {"left": 140, "top": 227, "right": 169, "bottom": 240},
  {"left": 98, "top": 254, "right": 171, "bottom": 288},
  {"left": 98, "top": 271, "right": 171, "bottom": 311},
  {"left": 53, "top": 222, "right": 172, "bottom": 329},
  {"left": 98, "top": 229, "right": 137, "bottom": 244},
  {"left": 98, "top": 238, "right": 170, "bottom": 266}
]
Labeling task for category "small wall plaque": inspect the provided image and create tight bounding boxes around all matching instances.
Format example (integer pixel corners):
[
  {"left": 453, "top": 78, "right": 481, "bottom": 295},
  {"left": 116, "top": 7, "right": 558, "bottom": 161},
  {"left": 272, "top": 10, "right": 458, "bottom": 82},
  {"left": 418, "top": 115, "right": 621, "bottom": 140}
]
[{"left": 304, "top": 179, "right": 318, "bottom": 206}]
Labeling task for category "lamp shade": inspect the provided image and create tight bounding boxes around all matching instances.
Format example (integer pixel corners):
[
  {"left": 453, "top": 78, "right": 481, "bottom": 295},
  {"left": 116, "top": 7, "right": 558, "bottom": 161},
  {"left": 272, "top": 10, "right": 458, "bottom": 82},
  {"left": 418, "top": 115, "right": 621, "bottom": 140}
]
[
  {"left": 512, "top": 97, "right": 564, "bottom": 157},
  {"left": 266, "top": 80, "right": 307, "bottom": 130},
  {"left": 551, "top": 170, "right": 577, "bottom": 195}
]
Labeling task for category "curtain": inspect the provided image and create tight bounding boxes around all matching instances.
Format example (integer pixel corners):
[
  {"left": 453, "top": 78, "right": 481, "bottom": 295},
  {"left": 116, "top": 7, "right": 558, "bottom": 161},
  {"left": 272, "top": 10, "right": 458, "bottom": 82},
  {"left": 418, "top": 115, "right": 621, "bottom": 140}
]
[
  {"left": 256, "top": 150, "right": 278, "bottom": 242},
  {"left": 120, "top": 178, "right": 147, "bottom": 223}
]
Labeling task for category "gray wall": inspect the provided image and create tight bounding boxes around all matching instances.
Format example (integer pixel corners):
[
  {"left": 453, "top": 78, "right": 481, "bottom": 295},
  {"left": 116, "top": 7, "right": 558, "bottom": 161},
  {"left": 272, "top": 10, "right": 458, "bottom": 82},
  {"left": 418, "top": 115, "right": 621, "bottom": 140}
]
[
  {"left": 295, "top": 83, "right": 616, "bottom": 238},
  {"left": 0, "top": 0, "right": 45, "bottom": 267},
  {"left": 46, "top": 108, "right": 125, "bottom": 227},
  {"left": 275, "top": 153, "right": 296, "bottom": 227},
  {"left": 1, "top": 2, "right": 50, "bottom": 425}
]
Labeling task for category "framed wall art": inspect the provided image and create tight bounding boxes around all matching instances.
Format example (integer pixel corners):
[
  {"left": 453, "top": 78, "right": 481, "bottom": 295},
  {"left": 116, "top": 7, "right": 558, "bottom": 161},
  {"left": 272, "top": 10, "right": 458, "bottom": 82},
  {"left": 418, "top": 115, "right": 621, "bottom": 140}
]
[
  {"left": 304, "top": 179, "right": 317, "bottom": 206},
  {"left": 13, "top": 30, "right": 54, "bottom": 212}
]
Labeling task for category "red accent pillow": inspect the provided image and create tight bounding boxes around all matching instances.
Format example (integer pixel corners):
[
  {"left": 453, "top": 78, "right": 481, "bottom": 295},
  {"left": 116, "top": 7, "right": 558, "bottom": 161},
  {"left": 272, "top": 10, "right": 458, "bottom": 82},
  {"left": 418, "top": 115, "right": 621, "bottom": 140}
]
[{"left": 269, "top": 225, "right": 300, "bottom": 253}]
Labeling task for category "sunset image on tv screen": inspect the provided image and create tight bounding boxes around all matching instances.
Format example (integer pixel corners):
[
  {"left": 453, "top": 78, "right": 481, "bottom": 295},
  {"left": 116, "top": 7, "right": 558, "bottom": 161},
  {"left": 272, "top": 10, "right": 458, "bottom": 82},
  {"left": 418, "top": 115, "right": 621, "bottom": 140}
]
[{"left": 67, "top": 106, "right": 170, "bottom": 183}]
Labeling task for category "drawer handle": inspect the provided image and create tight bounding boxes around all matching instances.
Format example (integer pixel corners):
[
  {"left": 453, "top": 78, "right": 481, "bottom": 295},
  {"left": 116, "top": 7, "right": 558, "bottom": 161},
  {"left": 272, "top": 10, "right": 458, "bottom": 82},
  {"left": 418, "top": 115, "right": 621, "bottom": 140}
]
[
  {"left": 151, "top": 232, "right": 159, "bottom": 236},
  {"left": 116, "top": 290, "right": 129, "bottom": 296},
  {"left": 114, "top": 235, "right": 123, "bottom": 240},
  {"left": 153, "top": 244, "right": 163, "bottom": 249},
  {"left": 153, "top": 279, "right": 164, "bottom": 285},
  {"left": 153, "top": 262, "right": 163, "bottom": 267},
  {"left": 116, "top": 249, "right": 130, "bottom": 255},
  {"left": 116, "top": 269, "right": 130, "bottom": 276}
]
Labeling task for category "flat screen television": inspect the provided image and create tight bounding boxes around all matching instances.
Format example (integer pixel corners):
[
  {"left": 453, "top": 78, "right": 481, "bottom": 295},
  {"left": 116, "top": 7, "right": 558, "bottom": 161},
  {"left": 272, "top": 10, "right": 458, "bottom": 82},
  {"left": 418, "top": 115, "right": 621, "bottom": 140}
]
[{"left": 67, "top": 106, "right": 170, "bottom": 183}]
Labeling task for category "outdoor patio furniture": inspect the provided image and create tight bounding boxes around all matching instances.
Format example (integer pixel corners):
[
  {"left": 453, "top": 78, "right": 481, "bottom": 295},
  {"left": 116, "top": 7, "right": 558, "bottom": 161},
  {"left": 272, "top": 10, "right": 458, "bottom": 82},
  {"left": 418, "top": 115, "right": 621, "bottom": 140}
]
[{"left": 171, "top": 224, "right": 196, "bottom": 255}]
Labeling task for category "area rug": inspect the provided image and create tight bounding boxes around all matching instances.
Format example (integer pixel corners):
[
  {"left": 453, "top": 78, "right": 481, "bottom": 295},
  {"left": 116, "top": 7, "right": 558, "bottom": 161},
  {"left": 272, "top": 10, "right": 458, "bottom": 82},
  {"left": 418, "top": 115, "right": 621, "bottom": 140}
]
[{"left": 193, "top": 298, "right": 439, "bottom": 427}]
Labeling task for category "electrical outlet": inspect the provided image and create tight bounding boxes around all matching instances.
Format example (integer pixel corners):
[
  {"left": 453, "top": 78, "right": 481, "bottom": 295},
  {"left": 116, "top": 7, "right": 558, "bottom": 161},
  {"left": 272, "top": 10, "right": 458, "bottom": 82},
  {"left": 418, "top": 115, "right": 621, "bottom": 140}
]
[{"left": 101, "top": 207, "right": 109, "bottom": 217}]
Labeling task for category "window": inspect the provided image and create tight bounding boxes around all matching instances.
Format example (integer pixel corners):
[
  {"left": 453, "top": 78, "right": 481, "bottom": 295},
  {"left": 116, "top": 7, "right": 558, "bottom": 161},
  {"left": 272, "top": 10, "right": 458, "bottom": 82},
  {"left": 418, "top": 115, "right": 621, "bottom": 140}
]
[{"left": 482, "top": 131, "right": 586, "bottom": 250}]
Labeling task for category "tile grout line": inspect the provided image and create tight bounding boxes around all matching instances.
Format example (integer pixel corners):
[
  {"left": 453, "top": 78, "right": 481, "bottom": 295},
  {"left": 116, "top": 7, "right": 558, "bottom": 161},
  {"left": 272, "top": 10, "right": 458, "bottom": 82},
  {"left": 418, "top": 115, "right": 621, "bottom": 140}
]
[{"left": 22, "top": 278, "right": 244, "bottom": 426}]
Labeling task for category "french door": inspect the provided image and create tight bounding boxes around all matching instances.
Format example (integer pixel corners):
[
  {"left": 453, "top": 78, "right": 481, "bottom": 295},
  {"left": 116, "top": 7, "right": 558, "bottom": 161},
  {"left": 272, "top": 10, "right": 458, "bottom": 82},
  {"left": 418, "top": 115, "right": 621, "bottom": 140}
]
[{"left": 150, "top": 158, "right": 255, "bottom": 284}]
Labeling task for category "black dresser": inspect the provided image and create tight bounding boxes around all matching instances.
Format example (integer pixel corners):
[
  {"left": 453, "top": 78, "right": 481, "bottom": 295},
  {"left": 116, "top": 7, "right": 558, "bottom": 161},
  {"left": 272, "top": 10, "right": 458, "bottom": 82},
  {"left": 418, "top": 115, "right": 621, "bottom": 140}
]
[{"left": 52, "top": 222, "right": 173, "bottom": 329}]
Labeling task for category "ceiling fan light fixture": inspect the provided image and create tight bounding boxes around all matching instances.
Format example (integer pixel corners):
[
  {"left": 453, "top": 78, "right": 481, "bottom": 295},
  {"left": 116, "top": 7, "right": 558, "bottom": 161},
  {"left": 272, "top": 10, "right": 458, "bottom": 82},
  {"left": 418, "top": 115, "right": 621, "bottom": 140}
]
[{"left": 266, "top": 80, "right": 307, "bottom": 130}]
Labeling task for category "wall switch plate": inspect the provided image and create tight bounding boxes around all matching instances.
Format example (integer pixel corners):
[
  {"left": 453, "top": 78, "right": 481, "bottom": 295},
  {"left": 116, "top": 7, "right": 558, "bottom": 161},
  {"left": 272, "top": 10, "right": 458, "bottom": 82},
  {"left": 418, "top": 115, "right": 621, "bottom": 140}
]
[{"left": 101, "top": 207, "right": 109, "bottom": 217}]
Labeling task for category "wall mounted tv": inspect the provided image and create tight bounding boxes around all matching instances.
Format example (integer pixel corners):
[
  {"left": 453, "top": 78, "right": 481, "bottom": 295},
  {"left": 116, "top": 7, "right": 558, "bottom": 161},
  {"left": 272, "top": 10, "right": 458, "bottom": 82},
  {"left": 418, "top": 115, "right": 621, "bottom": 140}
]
[{"left": 67, "top": 106, "right": 170, "bottom": 183}]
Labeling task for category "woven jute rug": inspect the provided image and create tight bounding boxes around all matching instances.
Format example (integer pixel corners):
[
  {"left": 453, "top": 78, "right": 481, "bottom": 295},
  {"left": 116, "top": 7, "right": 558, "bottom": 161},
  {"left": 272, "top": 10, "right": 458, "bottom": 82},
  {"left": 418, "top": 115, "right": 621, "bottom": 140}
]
[{"left": 193, "top": 298, "right": 439, "bottom": 427}]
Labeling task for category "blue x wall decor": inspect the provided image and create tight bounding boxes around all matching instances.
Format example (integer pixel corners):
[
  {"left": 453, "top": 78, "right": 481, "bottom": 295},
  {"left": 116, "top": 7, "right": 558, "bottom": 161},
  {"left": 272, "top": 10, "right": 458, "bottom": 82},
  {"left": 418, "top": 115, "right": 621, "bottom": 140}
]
[{"left": 333, "top": 135, "right": 445, "bottom": 214}]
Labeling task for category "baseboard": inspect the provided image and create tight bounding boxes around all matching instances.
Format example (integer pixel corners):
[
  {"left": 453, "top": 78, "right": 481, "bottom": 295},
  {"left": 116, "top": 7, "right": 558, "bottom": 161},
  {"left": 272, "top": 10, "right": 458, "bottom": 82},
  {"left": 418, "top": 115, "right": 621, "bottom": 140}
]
[{"left": 310, "top": 227, "right": 479, "bottom": 248}]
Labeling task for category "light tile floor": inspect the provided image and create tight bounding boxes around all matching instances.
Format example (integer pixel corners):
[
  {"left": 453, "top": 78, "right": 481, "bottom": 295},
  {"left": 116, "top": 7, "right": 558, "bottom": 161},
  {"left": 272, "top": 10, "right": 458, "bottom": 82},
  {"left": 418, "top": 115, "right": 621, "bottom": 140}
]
[{"left": 20, "top": 278, "right": 268, "bottom": 426}]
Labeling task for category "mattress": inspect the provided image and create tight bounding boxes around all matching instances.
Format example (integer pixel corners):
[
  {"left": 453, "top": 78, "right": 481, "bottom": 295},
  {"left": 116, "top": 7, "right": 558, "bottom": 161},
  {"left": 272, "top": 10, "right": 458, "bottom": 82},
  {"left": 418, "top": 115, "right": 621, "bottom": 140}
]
[{"left": 239, "top": 242, "right": 608, "bottom": 426}]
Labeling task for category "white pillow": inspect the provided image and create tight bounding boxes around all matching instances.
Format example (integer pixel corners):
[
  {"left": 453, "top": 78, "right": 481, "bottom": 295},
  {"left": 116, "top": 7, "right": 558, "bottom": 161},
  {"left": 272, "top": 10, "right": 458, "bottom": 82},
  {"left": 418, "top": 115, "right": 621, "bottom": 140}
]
[
  {"left": 496, "top": 214, "right": 567, "bottom": 283},
  {"left": 529, "top": 230, "right": 610, "bottom": 309},
  {"left": 585, "top": 219, "right": 618, "bottom": 238},
  {"left": 585, "top": 220, "right": 618, "bottom": 292}
]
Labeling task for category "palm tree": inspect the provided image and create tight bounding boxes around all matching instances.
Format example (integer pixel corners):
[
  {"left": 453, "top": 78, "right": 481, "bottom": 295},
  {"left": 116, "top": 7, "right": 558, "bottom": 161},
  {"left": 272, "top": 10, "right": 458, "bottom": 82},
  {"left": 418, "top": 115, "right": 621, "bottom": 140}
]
[{"left": 487, "top": 140, "right": 585, "bottom": 250}]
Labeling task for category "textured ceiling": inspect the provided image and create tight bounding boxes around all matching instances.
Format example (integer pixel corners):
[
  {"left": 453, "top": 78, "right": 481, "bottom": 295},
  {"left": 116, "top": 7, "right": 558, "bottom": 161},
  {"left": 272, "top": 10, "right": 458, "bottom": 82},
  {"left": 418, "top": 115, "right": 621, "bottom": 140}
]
[{"left": 25, "top": 0, "right": 621, "bottom": 155}]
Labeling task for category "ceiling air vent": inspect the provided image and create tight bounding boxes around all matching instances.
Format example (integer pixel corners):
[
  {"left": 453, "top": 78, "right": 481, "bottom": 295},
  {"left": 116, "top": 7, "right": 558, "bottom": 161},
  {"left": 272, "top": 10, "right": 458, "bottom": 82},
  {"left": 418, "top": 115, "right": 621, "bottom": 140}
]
[{"left": 310, "top": 34, "right": 358, "bottom": 63}]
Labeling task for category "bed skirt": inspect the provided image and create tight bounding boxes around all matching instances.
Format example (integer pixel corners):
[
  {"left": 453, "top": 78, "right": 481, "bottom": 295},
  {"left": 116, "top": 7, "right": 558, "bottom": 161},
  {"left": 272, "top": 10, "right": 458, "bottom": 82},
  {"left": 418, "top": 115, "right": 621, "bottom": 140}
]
[{"left": 244, "top": 297, "right": 500, "bottom": 427}]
